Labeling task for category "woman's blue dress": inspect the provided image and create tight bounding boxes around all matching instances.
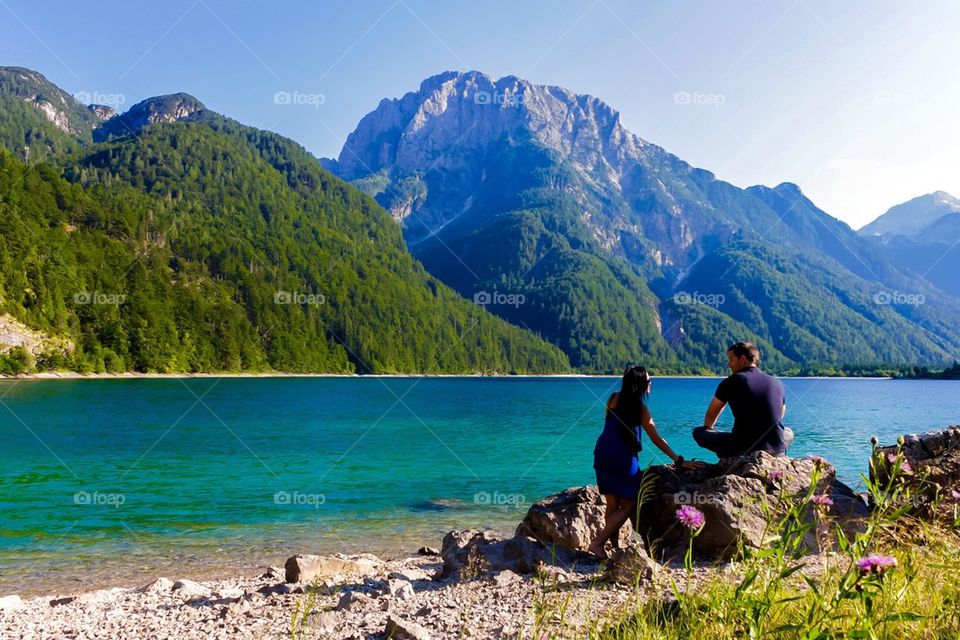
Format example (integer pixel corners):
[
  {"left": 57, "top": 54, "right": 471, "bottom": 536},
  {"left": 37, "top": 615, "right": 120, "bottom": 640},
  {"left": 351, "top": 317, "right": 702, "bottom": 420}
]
[{"left": 593, "top": 403, "right": 642, "bottom": 499}]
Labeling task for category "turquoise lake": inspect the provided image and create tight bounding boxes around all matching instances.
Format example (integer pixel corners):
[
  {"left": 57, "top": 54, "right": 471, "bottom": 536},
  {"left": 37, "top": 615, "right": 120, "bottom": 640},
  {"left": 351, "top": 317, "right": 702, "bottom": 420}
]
[{"left": 1, "top": 376, "right": 957, "bottom": 595}]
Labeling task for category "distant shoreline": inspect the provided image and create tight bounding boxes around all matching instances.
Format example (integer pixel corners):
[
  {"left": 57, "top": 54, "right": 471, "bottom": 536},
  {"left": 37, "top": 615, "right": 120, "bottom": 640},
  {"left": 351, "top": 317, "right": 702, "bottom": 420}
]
[{"left": 0, "top": 371, "right": 900, "bottom": 381}]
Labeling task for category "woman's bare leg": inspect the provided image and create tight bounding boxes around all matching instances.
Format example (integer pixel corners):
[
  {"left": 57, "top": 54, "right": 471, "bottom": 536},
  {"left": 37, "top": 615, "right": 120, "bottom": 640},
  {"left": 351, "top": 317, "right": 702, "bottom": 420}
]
[{"left": 589, "top": 495, "right": 634, "bottom": 558}]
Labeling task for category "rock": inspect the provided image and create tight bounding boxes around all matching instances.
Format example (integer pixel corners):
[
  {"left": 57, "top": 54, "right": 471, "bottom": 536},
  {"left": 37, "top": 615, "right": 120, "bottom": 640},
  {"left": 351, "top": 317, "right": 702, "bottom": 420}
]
[
  {"left": 136, "top": 577, "right": 174, "bottom": 594},
  {"left": 172, "top": 579, "right": 212, "bottom": 600},
  {"left": 385, "top": 615, "right": 433, "bottom": 640},
  {"left": 635, "top": 451, "right": 868, "bottom": 561},
  {"left": 336, "top": 590, "right": 372, "bottom": 611},
  {"left": 388, "top": 568, "right": 431, "bottom": 582},
  {"left": 284, "top": 553, "right": 380, "bottom": 584},
  {"left": 873, "top": 426, "right": 960, "bottom": 520},
  {"left": 314, "top": 611, "right": 338, "bottom": 635},
  {"left": 417, "top": 546, "right": 440, "bottom": 556},
  {"left": 515, "top": 485, "right": 631, "bottom": 553},
  {"left": 387, "top": 579, "right": 415, "bottom": 600},
  {"left": 257, "top": 582, "right": 301, "bottom": 596},
  {"left": 492, "top": 569, "right": 522, "bottom": 587},
  {"left": 605, "top": 541, "right": 660, "bottom": 585},
  {"left": 0, "top": 595, "right": 23, "bottom": 611},
  {"left": 260, "top": 566, "right": 284, "bottom": 580},
  {"left": 440, "top": 530, "right": 579, "bottom": 580},
  {"left": 49, "top": 596, "right": 76, "bottom": 606}
]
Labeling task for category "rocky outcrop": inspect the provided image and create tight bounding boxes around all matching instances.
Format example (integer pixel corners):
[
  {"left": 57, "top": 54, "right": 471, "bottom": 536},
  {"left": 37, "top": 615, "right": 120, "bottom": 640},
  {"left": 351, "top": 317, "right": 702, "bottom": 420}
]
[
  {"left": 873, "top": 426, "right": 960, "bottom": 520},
  {"left": 283, "top": 553, "right": 380, "bottom": 584},
  {"left": 635, "top": 452, "right": 869, "bottom": 561},
  {"left": 439, "top": 529, "right": 581, "bottom": 580},
  {"left": 515, "top": 485, "right": 632, "bottom": 553},
  {"left": 93, "top": 93, "right": 206, "bottom": 142}
]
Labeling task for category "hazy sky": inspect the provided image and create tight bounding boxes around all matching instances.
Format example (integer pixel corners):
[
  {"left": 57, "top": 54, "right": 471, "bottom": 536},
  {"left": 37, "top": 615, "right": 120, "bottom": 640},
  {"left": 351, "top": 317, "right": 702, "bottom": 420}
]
[{"left": 2, "top": 0, "right": 957, "bottom": 229}]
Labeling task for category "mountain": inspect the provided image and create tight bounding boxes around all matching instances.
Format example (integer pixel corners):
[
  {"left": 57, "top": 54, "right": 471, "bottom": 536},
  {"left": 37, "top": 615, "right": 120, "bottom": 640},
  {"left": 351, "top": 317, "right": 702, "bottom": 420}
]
[
  {"left": 0, "top": 67, "right": 569, "bottom": 374},
  {"left": 858, "top": 192, "right": 960, "bottom": 298},
  {"left": 330, "top": 70, "right": 960, "bottom": 371},
  {"left": 860, "top": 191, "right": 960, "bottom": 237},
  {"left": 0, "top": 66, "right": 98, "bottom": 161}
]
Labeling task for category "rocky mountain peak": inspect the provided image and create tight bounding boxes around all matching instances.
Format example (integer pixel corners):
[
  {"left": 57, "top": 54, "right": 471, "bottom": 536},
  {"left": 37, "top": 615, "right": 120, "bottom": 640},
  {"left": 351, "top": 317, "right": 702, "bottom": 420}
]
[
  {"left": 336, "top": 70, "right": 648, "bottom": 182},
  {"left": 93, "top": 93, "right": 207, "bottom": 142}
]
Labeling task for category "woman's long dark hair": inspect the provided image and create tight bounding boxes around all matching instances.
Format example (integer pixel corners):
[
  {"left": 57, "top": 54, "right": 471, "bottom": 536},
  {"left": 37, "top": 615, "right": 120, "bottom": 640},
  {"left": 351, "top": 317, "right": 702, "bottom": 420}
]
[{"left": 614, "top": 365, "right": 651, "bottom": 425}]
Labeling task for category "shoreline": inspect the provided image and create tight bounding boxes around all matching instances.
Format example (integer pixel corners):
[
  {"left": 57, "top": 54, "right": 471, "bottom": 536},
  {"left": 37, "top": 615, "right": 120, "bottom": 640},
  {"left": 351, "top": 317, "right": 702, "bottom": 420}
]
[{"left": 0, "top": 371, "right": 897, "bottom": 381}]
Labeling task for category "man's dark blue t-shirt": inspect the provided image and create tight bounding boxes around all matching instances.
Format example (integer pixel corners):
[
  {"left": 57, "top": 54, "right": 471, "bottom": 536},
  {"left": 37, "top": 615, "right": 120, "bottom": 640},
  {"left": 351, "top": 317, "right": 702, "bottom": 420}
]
[{"left": 715, "top": 366, "right": 787, "bottom": 454}]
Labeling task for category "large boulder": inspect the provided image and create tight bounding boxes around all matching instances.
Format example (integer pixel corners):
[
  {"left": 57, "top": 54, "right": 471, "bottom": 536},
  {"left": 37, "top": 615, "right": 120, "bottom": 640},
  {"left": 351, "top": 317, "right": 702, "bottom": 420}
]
[
  {"left": 439, "top": 529, "right": 580, "bottom": 580},
  {"left": 515, "top": 485, "right": 632, "bottom": 553},
  {"left": 635, "top": 451, "right": 868, "bottom": 561},
  {"left": 284, "top": 553, "right": 381, "bottom": 584},
  {"left": 605, "top": 540, "right": 660, "bottom": 585},
  {"left": 872, "top": 425, "right": 960, "bottom": 519}
]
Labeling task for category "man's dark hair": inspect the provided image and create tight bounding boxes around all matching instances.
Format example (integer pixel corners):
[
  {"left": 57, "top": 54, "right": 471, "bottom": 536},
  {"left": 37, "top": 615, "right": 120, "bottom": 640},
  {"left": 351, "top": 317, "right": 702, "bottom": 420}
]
[{"left": 728, "top": 341, "right": 760, "bottom": 364}]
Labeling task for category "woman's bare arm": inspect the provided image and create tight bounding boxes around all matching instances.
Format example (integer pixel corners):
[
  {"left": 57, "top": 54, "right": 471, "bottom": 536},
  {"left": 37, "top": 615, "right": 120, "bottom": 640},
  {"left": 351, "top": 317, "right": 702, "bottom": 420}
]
[{"left": 640, "top": 405, "right": 680, "bottom": 463}]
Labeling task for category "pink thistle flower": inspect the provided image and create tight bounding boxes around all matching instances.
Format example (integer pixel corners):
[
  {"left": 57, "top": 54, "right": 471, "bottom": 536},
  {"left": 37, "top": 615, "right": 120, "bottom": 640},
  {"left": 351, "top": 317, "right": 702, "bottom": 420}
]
[
  {"left": 856, "top": 554, "right": 897, "bottom": 575},
  {"left": 675, "top": 505, "right": 705, "bottom": 530},
  {"left": 887, "top": 453, "right": 898, "bottom": 463},
  {"left": 900, "top": 459, "right": 913, "bottom": 474},
  {"left": 950, "top": 489, "right": 960, "bottom": 501},
  {"left": 768, "top": 469, "right": 784, "bottom": 482},
  {"left": 805, "top": 454, "right": 827, "bottom": 466},
  {"left": 811, "top": 494, "right": 834, "bottom": 508}
]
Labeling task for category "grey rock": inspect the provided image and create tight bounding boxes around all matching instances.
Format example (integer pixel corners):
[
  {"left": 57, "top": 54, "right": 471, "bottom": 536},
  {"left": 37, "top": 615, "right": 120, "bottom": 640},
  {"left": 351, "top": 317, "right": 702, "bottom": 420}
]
[
  {"left": 605, "top": 541, "right": 660, "bottom": 585},
  {"left": 336, "top": 590, "right": 372, "bottom": 611},
  {"left": 873, "top": 425, "right": 960, "bottom": 520},
  {"left": 136, "top": 577, "right": 174, "bottom": 594},
  {"left": 172, "top": 579, "right": 212, "bottom": 600},
  {"left": 284, "top": 553, "right": 380, "bottom": 584},
  {"left": 385, "top": 614, "right": 432, "bottom": 640},
  {"left": 636, "top": 451, "right": 868, "bottom": 561},
  {"left": 516, "top": 484, "right": 632, "bottom": 553},
  {"left": 440, "top": 529, "right": 579, "bottom": 580},
  {"left": 0, "top": 595, "right": 23, "bottom": 611}
]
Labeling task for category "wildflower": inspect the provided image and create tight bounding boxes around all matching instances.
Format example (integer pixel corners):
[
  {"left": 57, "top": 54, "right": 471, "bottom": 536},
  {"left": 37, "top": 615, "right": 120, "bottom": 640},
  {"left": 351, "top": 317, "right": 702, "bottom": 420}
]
[
  {"left": 856, "top": 554, "right": 897, "bottom": 575},
  {"left": 886, "top": 453, "right": 897, "bottom": 463},
  {"left": 900, "top": 459, "right": 913, "bottom": 474},
  {"left": 675, "top": 505, "right": 705, "bottom": 530},
  {"left": 768, "top": 469, "right": 784, "bottom": 482},
  {"left": 811, "top": 494, "right": 833, "bottom": 508},
  {"left": 805, "top": 454, "right": 827, "bottom": 466},
  {"left": 950, "top": 489, "right": 960, "bottom": 501}
]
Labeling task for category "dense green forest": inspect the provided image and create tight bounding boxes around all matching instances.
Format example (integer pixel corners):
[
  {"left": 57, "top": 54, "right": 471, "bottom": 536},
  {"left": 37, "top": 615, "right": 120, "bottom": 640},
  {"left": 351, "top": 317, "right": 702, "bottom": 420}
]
[{"left": 0, "top": 127, "right": 569, "bottom": 374}]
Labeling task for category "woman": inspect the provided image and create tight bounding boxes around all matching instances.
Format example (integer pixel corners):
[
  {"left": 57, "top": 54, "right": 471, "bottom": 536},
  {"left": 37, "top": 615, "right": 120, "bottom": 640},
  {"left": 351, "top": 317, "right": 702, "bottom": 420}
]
[{"left": 588, "top": 365, "right": 700, "bottom": 559}]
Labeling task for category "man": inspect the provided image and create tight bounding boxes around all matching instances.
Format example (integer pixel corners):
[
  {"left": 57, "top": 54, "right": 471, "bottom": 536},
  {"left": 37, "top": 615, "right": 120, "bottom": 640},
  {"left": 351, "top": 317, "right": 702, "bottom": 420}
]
[{"left": 693, "top": 341, "right": 794, "bottom": 458}]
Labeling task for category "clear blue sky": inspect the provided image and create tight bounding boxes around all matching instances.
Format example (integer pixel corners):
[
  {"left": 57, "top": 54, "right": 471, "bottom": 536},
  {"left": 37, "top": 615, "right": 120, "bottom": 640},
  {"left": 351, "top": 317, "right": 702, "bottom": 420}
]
[{"left": 2, "top": 0, "right": 957, "bottom": 228}]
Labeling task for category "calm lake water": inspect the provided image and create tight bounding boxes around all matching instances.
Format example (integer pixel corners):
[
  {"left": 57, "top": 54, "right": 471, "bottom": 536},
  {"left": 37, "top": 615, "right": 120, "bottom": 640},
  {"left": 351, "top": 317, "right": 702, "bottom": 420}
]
[{"left": 0, "top": 376, "right": 956, "bottom": 595}]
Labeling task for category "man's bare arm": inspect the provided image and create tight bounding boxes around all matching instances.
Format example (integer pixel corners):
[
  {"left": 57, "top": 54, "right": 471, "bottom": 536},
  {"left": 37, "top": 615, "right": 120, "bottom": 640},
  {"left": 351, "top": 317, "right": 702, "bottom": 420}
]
[{"left": 703, "top": 396, "right": 726, "bottom": 428}]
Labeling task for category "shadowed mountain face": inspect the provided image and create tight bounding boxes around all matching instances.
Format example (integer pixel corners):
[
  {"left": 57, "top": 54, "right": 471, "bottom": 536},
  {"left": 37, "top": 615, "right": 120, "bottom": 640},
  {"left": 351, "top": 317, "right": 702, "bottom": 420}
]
[
  {"left": 859, "top": 192, "right": 960, "bottom": 299},
  {"left": 330, "top": 70, "right": 960, "bottom": 371}
]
